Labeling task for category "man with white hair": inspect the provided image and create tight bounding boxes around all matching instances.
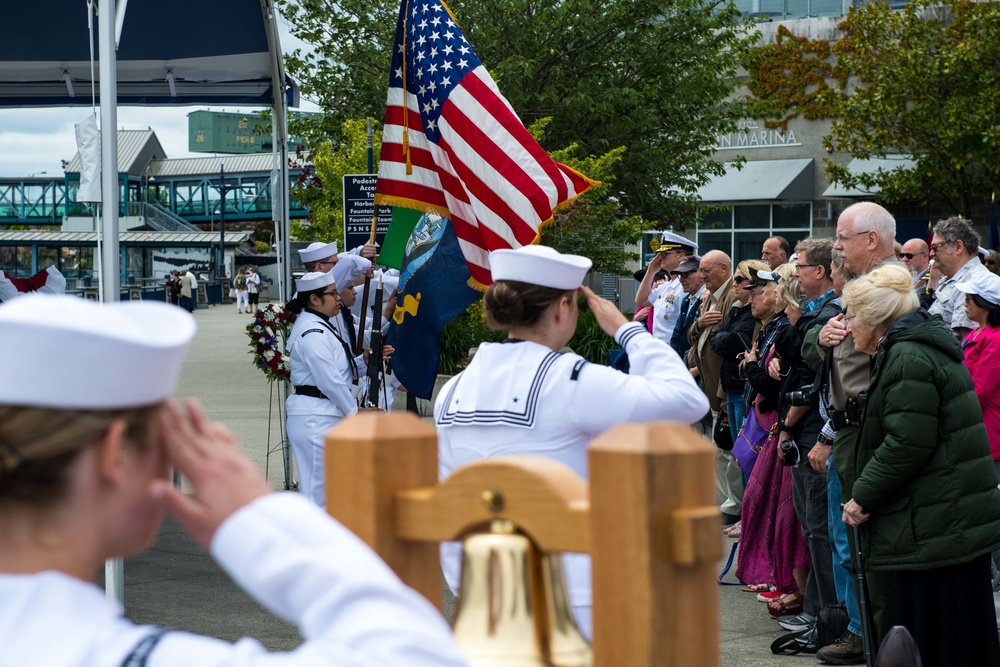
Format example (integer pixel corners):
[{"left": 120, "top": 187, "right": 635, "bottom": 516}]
[{"left": 807, "top": 201, "right": 899, "bottom": 663}]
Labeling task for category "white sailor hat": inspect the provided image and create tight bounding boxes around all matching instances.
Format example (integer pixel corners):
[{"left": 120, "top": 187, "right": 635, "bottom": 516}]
[
  {"left": 298, "top": 241, "right": 339, "bottom": 264},
  {"left": 489, "top": 245, "right": 592, "bottom": 290},
  {"left": 0, "top": 295, "right": 195, "bottom": 409},
  {"left": 331, "top": 254, "right": 372, "bottom": 292},
  {"left": 755, "top": 268, "right": 780, "bottom": 284},
  {"left": 956, "top": 270, "right": 1000, "bottom": 308},
  {"left": 979, "top": 246, "right": 989, "bottom": 259},
  {"left": 653, "top": 231, "right": 697, "bottom": 253},
  {"left": 296, "top": 271, "right": 336, "bottom": 294},
  {"left": 365, "top": 270, "right": 401, "bottom": 308}
]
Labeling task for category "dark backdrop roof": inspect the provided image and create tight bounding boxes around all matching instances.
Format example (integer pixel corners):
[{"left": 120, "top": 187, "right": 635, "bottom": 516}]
[{"left": 0, "top": 0, "right": 297, "bottom": 107}]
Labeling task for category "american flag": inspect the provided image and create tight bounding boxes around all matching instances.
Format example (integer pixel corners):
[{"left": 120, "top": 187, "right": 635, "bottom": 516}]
[{"left": 374, "top": 0, "right": 597, "bottom": 287}]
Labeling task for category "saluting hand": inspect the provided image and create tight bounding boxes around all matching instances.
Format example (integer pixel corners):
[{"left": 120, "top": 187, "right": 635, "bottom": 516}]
[
  {"left": 581, "top": 286, "right": 628, "bottom": 337},
  {"left": 150, "top": 400, "right": 272, "bottom": 549}
]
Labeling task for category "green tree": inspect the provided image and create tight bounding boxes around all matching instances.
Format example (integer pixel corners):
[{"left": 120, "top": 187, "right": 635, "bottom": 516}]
[
  {"left": 278, "top": 0, "right": 754, "bottom": 227},
  {"left": 744, "top": 0, "right": 1000, "bottom": 215},
  {"left": 289, "top": 118, "right": 382, "bottom": 242}
]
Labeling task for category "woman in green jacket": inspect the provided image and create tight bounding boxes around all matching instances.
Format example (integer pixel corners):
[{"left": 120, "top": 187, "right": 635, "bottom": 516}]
[{"left": 841, "top": 264, "right": 1000, "bottom": 665}]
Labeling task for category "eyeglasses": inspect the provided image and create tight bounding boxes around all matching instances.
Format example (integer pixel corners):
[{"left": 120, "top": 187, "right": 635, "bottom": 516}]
[
  {"left": 748, "top": 288, "right": 765, "bottom": 297},
  {"left": 844, "top": 313, "right": 858, "bottom": 326},
  {"left": 930, "top": 241, "right": 953, "bottom": 253},
  {"left": 321, "top": 289, "right": 342, "bottom": 301},
  {"left": 795, "top": 263, "right": 818, "bottom": 270},
  {"left": 900, "top": 252, "right": 927, "bottom": 260},
  {"left": 835, "top": 231, "right": 870, "bottom": 243},
  {"left": 698, "top": 264, "right": 720, "bottom": 274}
]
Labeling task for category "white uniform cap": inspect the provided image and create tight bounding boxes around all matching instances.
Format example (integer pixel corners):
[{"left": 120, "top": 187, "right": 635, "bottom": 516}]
[
  {"left": 364, "top": 271, "right": 401, "bottom": 309},
  {"left": 295, "top": 271, "right": 336, "bottom": 294},
  {"left": 656, "top": 231, "right": 698, "bottom": 253},
  {"left": 0, "top": 295, "right": 195, "bottom": 409},
  {"left": 956, "top": 271, "right": 1000, "bottom": 308},
  {"left": 979, "top": 246, "right": 989, "bottom": 259},
  {"left": 489, "top": 245, "right": 593, "bottom": 290},
  {"left": 298, "top": 241, "right": 339, "bottom": 264},
  {"left": 331, "top": 254, "right": 372, "bottom": 292}
]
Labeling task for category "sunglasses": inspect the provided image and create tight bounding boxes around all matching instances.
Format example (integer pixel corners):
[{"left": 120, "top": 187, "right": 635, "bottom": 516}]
[{"left": 900, "top": 252, "right": 927, "bottom": 260}]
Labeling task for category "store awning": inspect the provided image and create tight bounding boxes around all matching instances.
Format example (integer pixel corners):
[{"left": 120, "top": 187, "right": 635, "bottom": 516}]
[
  {"left": 697, "top": 158, "right": 813, "bottom": 202},
  {"left": 821, "top": 155, "right": 916, "bottom": 197}
]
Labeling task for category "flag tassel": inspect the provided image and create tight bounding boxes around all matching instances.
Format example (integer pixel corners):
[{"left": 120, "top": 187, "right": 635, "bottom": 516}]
[{"left": 403, "top": 128, "right": 412, "bottom": 175}]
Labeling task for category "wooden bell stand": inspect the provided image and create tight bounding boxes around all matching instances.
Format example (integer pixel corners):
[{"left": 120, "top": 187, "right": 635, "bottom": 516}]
[{"left": 325, "top": 413, "right": 723, "bottom": 667}]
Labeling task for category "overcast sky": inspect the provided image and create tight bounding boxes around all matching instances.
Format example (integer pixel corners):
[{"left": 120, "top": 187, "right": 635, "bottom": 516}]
[{"left": 0, "top": 11, "right": 320, "bottom": 177}]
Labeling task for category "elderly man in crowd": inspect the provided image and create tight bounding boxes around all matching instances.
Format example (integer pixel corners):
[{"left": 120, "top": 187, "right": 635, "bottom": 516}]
[
  {"left": 762, "top": 236, "right": 790, "bottom": 270},
  {"left": 669, "top": 255, "right": 705, "bottom": 363},
  {"left": 806, "top": 201, "right": 898, "bottom": 663},
  {"left": 899, "top": 238, "right": 930, "bottom": 284},
  {"left": 928, "top": 216, "right": 990, "bottom": 339},
  {"left": 688, "top": 250, "right": 741, "bottom": 525}
]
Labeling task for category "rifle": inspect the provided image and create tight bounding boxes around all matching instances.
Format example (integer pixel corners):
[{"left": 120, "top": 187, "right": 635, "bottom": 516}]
[{"left": 364, "top": 275, "right": 384, "bottom": 408}]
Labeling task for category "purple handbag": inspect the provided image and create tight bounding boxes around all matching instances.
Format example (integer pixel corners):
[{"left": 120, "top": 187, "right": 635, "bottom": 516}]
[{"left": 733, "top": 399, "right": 779, "bottom": 476}]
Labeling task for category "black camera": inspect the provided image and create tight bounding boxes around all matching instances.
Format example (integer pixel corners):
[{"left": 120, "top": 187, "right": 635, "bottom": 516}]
[
  {"left": 785, "top": 382, "right": 817, "bottom": 407},
  {"left": 780, "top": 439, "right": 800, "bottom": 467}
]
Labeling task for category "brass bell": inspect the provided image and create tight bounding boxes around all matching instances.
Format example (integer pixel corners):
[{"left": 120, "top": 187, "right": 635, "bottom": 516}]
[{"left": 451, "top": 519, "right": 592, "bottom": 667}]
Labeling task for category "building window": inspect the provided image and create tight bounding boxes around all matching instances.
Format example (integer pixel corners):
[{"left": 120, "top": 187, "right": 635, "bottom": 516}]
[{"left": 696, "top": 202, "right": 813, "bottom": 263}]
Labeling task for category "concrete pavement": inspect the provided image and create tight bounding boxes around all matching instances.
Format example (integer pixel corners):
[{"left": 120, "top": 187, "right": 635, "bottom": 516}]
[{"left": 110, "top": 300, "right": 840, "bottom": 664}]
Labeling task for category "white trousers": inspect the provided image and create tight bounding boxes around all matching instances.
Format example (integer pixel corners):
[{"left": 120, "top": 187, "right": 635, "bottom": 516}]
[
  {"left": 235, "top": 290, "right": 249, "bottom": 310},
  {"left": 286, "top": 412, "right": 340, "bottom": 507}
]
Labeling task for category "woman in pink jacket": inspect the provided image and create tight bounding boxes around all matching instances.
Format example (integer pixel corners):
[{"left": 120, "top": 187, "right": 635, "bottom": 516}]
[{"left": 958, "top": 271, "right": 1000, "bottom": 480}]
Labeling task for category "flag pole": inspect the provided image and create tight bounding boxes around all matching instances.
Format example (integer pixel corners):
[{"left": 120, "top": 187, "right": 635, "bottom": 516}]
[
  {"left": 357, "top": 117, "right": 379, "bottom": 353},
  {"left": 356, "top": 206, "right": 379, "bottom": 353}
]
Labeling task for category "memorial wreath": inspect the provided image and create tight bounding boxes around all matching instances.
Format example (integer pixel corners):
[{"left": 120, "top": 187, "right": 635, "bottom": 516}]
[{"left": 246, "top": 303, "right": 297, "bottom": 382}]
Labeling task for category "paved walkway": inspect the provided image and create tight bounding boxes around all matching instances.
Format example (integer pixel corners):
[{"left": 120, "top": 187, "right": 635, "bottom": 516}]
[{"left": 111, "top": 301, "right": 861, "bottom": 664}]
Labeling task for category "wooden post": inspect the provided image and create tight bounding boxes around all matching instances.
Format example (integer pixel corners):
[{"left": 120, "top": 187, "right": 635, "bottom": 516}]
[
  {"left": 588, "top": 423, "right": 722, "bottom": 667},
  {"left": 325, "top": 412, "right": 442, "bottom": 610}
]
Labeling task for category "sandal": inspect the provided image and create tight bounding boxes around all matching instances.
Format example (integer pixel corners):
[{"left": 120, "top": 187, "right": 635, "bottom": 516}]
[
  {"left": 740, "top": 583, "right": 771, "bottom": 593},
  {"left": 767, "top": 592, "right": 803, "bottom": 619},
  {"left": 724, "top": 521, "right": 741, "bottom": 539}
]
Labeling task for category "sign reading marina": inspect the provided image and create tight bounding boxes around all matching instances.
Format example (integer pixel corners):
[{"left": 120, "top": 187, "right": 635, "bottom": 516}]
[{"left": 714, "top": 120, "right": 800, "bottom": 151}]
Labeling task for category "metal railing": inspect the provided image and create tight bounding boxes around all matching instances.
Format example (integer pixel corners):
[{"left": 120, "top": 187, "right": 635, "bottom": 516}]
[{"left": 126, "top": 201, "right": 201, "bottom": 232}]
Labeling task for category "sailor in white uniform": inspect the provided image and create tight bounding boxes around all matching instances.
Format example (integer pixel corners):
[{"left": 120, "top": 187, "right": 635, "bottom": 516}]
[
  {"left": 298, "top": 240, "right": 378, "bottom": 274},
  {"left": 634, "top": 231, "right": 697, "bottom": 345},
  {"left": 434, "top": 245, "right": 711, "bottom": 639},
  {"left": 0, "top": 295, "right": 466, "bottom": 667},
  {"left": 285, "top": 271, "right": 361, "bottom": 508}
]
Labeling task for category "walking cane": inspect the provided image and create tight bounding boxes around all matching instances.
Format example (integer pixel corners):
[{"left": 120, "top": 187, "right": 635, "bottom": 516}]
[{"left": 849, "top": 517, "right": 876, "bottom": 667}]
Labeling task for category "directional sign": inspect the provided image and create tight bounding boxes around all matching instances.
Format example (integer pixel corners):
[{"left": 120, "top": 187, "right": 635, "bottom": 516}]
[{"left": 343, "top": 174, "right": 393, "bottom": 251}]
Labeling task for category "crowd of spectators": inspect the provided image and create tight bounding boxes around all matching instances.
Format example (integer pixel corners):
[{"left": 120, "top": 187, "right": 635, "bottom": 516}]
[{"left": 636, "top": 204, "right": 1000, "bottom": 665}]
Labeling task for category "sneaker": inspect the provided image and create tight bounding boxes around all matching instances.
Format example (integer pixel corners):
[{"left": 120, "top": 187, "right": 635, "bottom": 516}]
[
  {"left": 757, "top": 589, "right": 783, "bottom": 602},
  {"left": 778, "top": 612, "right": 816, "bottom": 632},
  {"left": 816, "top": 631, "right": 865, "bottom": 665}
]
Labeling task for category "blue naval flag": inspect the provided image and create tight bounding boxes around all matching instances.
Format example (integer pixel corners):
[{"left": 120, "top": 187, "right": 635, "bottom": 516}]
[{"left": 387, "top": 212, "right": 479, "bottom": 399}]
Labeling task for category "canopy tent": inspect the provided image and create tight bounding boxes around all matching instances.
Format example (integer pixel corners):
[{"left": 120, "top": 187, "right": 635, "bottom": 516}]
[
  {"left": 0, "top": 0, "right": 298, "bottom": 602},
  {"left": 0, "top": 0, "right": 296, "bottom": 303},
  {"left": 0, "top": 0, "right": 298, "bottom": 108}
]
